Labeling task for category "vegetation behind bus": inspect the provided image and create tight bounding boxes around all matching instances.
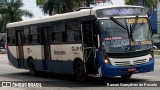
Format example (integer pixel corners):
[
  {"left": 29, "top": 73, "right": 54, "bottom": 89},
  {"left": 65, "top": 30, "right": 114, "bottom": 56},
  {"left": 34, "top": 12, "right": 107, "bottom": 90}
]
[
  {"left": 36, "top": 0, "right": 114, "bottom": 15},
  {"left": 0, "top": 0, "right": 33, "bottom": 33},
  {"left": 36, "top": 0, "right": 84, "bottom": 15},
  {"left": 125, "top": 0, "right": 160, "bottom": 8}
]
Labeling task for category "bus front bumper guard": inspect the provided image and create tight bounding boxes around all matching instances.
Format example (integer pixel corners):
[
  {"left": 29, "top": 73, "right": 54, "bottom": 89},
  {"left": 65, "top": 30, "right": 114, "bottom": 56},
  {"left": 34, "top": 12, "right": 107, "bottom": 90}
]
[{"left": 100, "top": 58, "right": 154, "bottom": 77}]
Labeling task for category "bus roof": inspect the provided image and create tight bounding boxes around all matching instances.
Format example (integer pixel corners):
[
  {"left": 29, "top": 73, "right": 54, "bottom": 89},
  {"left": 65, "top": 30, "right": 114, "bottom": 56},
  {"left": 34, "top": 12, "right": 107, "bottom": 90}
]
[
  {"left": 6, "top": 5, "right": 145, "bottom": 28},
  {"left": 6, "top": 9, "right": 91, "bottom": 28},
  {"left": 91, "top": 5, "right": 144, "bottom": 10}
]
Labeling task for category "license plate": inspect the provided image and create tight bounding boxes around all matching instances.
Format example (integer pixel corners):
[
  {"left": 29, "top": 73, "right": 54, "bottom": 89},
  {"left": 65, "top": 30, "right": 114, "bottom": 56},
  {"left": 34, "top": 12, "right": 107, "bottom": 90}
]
[{"left": 128, "top": 68, "right": 136, "bottom": 72}]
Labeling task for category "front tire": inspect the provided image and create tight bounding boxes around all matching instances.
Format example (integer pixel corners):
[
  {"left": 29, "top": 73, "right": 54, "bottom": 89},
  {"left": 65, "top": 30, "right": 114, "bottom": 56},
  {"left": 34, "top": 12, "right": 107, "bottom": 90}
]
[
  {"left": 121, "top": 74, "right": 132, "bottom": 79},
  {"left": 74, "top": 61, "right": 86, "bottom": 82}
]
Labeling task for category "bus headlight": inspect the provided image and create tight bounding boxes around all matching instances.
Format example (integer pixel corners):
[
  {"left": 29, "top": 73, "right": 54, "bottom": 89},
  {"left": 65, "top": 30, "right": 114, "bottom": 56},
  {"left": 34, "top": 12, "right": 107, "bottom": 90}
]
[{"left": 103, "top": 54, "right": 111, "bottom": 64}]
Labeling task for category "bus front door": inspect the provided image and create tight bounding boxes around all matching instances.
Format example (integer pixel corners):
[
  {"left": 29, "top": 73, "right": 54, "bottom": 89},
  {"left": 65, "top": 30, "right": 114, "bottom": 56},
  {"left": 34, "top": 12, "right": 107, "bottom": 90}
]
[
  {"left": 82, "top": 22, "right": 96, "bottom": 74},
  {"left": 16, "top": 30, "right": 24, "bottom": 68},
  {"left": 41, "top": 26, "right": 51, "bottom": 70}
]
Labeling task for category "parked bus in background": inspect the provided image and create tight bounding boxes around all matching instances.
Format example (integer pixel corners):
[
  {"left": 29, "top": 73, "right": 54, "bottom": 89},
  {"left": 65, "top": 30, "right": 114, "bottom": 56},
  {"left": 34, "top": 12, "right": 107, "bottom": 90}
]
[
  {"left": 0, "top": 39, "right": 5, "bottom": 49},
  {"left": 152, "top": 34, "right": 160, "bottom": 49},
  {"left": 0, "top": 38, "right": 6, "bottom": 52},
  {"left": 6, "top": 5, "right": 154, "bottom": 81}
]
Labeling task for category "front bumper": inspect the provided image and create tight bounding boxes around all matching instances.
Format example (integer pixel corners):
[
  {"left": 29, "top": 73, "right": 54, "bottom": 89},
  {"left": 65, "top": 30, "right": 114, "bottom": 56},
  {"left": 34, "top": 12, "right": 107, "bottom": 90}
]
[{"left": 100, "top": 58, "right": 154, "bottom": 77}]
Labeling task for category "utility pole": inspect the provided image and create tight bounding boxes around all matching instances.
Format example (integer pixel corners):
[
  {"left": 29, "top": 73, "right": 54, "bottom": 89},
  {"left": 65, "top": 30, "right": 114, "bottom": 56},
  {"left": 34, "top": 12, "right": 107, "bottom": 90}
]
[
  {"left": 86, "top": 0, "right": 91, "bottom": 7},
  {"left": 143, "top": 0, "right": 145, "bottom": 7}
]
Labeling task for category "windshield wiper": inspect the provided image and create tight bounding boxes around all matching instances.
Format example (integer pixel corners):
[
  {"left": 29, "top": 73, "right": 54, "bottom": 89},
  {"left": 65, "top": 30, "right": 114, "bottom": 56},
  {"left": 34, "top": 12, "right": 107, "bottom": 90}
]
[
  {"left": 109, "top": 17, "right": 134, "bottom": 52},
  {"left": 110, "top": 17, "right": 128, "bottom": 30},
  {"left": 110, "top": 17, "right": 132, "bottom": 40}
]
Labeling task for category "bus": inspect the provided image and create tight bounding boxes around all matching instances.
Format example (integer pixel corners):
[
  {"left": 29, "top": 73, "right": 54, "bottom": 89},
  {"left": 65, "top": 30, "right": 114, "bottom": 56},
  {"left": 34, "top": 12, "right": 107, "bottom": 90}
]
[
  {"left": 6, "top": 5, "right": 154, "bottom": 81},
  {"left": 152, "top": 34, "right": 160, "bottom": 49}
]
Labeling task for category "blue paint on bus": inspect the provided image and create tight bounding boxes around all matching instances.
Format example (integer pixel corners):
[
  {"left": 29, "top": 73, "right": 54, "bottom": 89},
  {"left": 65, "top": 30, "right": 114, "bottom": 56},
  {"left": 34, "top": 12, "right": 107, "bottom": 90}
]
[
  {"left": 7, "top": 48, "right": 19, "bottom": 68},
  {"left": 101, "top": 58, "right": 154, "bottom": 77},
  {"left": 7, "top": 48, "right": 74, "bottom": 74},
  {"left": 95, "top": 49, "right": 154, "bottom": 77}
]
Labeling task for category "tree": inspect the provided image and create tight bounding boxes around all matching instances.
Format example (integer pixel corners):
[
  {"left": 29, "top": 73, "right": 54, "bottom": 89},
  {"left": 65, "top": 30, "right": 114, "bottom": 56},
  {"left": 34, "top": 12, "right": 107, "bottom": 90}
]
[
  {"left": 36, "top": 0, "right": 83, "bottom": 15},
  {"left": 0, "top": 15, "right": 7, "bottom": 33},
  {"left": 36, "top": 0, "right": 113, "bottom": 15},
  {"left": 0, "top": 0, "right": 33, "bottom": 32},
  {"left": 86, "top": 0, "right": 93, "bottom": 7},
  {"left": 36, "top": 0, "right": 47, "bottom": 8},
  {"left": 125, "top": 0, "right": 160, "bottom": 8}
]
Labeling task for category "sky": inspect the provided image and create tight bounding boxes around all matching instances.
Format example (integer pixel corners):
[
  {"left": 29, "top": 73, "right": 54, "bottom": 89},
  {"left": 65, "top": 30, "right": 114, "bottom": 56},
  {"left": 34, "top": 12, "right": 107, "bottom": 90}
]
[
  {"left": 22, "top": 0, "right": 125, "bottom": 20},
  {"left": 22, "top": 0, "right": 45, "bottom": 20}
]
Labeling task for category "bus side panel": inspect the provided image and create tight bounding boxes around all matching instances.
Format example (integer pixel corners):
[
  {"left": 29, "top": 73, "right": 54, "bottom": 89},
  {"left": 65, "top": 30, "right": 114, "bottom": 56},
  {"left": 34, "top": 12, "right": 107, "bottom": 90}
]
[
  {"left": 7, "top": 46, "right": 18, "bottom": 68},
  {"left": 49, "top": 44, "right": 83, "bottom": 74},
  {"left": 23, "top": 45, "right": 43, "bottom": 71}
]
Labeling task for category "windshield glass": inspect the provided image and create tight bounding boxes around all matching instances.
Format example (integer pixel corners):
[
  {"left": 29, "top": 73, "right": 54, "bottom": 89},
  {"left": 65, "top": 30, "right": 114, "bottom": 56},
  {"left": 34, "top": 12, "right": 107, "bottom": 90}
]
[{"left": 100, "top": 18, "right": 152, "bottom": 53}]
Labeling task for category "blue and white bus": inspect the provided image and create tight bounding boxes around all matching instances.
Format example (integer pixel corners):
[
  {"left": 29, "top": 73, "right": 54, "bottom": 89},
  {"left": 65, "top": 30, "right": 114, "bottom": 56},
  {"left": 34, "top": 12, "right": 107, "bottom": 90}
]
[{"left": 6, "top": 5, "right": 154, "bottom": 81}]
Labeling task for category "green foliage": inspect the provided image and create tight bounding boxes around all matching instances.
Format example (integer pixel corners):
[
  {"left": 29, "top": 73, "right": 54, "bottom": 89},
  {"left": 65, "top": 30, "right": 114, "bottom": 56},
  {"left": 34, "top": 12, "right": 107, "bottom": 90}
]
[
  {"left": 125, "top": 0, "right": 160, "bottom": 8},
  {"left": 154, "top": 50, "right": 160, "bottom": 55},
  {"left": 36, "top": 0, "right": 85, "bottom": 15},
  {"left": 36, "top": 0, "right": 114, "bottom": 15},
  {"left": 0, "top": 0, "right": 33, "bottom": 33},
  {"left": 36, "top": 0, "right": 47, "bottom": 8},
  {"left": 0, "top": 49, "right": 7, "bottom": 54}
]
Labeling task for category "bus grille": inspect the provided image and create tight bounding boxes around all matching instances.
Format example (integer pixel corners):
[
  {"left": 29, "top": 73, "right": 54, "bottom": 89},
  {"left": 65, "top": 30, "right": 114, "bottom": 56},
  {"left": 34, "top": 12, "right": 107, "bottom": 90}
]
[{"left": 114, "top": 59, "right": 147, "bottom": 66}]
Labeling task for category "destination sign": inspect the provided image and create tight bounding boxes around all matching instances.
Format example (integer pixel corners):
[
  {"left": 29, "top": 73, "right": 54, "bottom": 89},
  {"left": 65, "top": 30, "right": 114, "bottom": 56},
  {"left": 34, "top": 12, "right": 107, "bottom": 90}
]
[
  {"left": 96, "top": 7, "right": 146, "bottom": 17},
  {"left": 102, "top": 39, "right": 130, "bottom": 47},
  {"left": 127, "top": 18, "right": 148, "bottom": 24},
  {"left": 131, "top": 41, "right": 152, "bottom": 46}
]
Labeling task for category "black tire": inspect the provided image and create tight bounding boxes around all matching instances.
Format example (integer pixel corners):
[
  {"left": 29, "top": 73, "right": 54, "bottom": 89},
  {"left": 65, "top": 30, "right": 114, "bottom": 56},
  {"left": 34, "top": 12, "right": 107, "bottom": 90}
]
[
  {"left": 121, "top": 74, "right": 132, "bottom": 79},
  {"left": 74, "top": 61, "right": 86, "bottom": 82},
  {"left": 29, "top": 60, "right": 37, "bottom": 76}
]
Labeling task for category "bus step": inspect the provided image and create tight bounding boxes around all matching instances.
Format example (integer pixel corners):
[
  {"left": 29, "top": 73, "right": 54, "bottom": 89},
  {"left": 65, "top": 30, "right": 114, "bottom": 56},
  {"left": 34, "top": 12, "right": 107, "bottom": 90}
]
[{"left": 87, "top": 74, "right": 101, "bottom": 77}]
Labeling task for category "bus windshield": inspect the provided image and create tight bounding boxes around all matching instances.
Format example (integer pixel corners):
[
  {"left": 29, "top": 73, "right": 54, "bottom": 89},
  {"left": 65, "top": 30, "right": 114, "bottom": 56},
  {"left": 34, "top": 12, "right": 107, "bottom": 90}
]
[{"left": 99, "top": 18, "right": 152, "bottom": 53}]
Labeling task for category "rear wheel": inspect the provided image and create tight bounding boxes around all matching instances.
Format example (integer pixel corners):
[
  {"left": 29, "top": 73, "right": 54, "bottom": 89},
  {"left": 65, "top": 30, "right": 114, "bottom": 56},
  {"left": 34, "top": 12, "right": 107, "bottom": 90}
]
[
  {"left": 29, "top": 60, "right": 37, "bottom": 76},
  {"left": 121, "top": 74, "right": 132, "bottom": 79},
  {"left": 74, "top": 61, "right": 86, "bottom": 82}
]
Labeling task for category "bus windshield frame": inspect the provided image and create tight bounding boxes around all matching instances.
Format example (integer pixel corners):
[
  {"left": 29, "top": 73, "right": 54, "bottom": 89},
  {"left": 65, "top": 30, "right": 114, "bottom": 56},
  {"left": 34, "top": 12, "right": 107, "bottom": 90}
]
[{"left": 99, "top": 17, "right": 152, "bottom": 53}]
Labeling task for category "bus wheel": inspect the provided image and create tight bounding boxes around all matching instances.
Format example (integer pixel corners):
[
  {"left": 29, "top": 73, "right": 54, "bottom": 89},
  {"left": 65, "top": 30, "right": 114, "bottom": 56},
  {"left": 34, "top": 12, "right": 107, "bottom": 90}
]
[
  {"left": 121, "top": 74, "right": 132, "bottom": 79},
  {"left": 29, "top": 60, "right": 37, "bottom": 76},
  {"left": 74, "top": 61, "right": 86, "bottom": 82}
]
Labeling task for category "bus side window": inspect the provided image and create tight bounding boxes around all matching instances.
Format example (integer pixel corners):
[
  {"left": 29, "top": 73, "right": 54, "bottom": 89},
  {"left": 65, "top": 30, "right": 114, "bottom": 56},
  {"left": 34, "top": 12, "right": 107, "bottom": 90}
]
[
  {"left": 52, "top": 32, "right": 65, "bottom": 42},
  {"left": 52, "top": 33, "right": 55, "bottom": 42},
  {"left": 30, "top": 26, "right": 40, "bottom": 44},
  {"left": 74, "top": 30, "right": 81, "bottom": 42},
  {"left": 52, "top": 21, "right": 66, "bottom": 43},
  {"left": 7, "top": 28, "right": 16, "bottom": 45},
  {"left": 24, "top": 26, "right": 30, "bottom": 44},
  {"left": 66, "top": 20, "right": 81, "bottom": 42}
]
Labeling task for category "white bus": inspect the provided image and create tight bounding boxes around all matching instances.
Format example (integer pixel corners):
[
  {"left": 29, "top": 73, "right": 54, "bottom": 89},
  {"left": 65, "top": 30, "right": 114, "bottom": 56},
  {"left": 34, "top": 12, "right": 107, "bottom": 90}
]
[{"left": 6, "top": 5, "right": 154, "bottom": 81}]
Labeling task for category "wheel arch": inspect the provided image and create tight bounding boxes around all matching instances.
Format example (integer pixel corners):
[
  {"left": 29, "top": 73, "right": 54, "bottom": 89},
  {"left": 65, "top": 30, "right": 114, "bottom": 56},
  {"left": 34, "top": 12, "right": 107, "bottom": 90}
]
[{"left": 73, "top": 58, "right": 83, "bottom": 68}]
